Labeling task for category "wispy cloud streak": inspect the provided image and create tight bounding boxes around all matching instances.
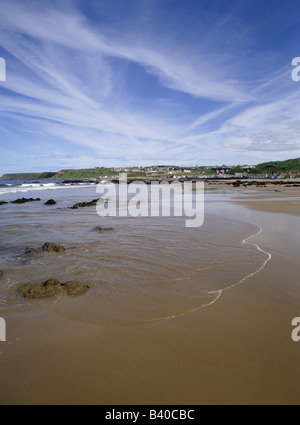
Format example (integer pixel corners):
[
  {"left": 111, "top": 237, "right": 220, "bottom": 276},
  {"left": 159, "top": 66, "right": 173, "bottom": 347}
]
[{"left": 0, "top": 0, "right": 299, "bottom": 173}]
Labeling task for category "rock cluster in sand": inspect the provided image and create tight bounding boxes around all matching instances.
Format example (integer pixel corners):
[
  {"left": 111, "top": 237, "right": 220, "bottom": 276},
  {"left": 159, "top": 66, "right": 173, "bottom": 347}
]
[
  {"left": 92, "top": 226, "right": 114, "bottom": 232},
  {"left": 18, "top": 278, "right": 89, "bottom": 298},
  {"left": 24, "top": 242, "right": 66, "bottom": 255},
  {"left": 11, "top": 197, "right": 41, "bottom": 204},
  {"left": 70, "top": 198, "right": 99, "bottom": 209},
  {"left": 42, "top": 242, "right": 65, "bottom": 253}
]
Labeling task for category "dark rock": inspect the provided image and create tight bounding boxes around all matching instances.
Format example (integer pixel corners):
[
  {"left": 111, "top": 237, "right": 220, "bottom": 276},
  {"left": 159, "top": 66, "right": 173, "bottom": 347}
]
[
  {"left": 0, "top": 201, "right": 8, "bottom": 206},
  {"left": 70, "top": 198, "right": 99, "bottom": 209},
  {"left": 43, "top": 278, "right": 61, "bottom": 286},
  {"left": 11, "top": 197, "right": 41, "bottom": 204},
  {"left": 18, "top": 279, "right": 64, "bottom": 298},
  {"left": 24, "top": 247, "right": 42, "bottom": 255},
  {"left": 62, "top": 179, "right": 96, "bottom": 184},
  {"left": 42, "top": 242, "right": 65, "bottom": 253},
  {"left": 0, "top": 270, "right": 2, "bottom": 278},
  {"left": 18, "top": 278, "right": 89, "bottom": 298},
  {"left": 44, "top": 199, "right": 56, "bottom": 205},
  {"left": 92, "top": 226, "right": 114, "bottom": 232},
  {"left": 24, "top": 243, "right": 65, "bottom": 255}
]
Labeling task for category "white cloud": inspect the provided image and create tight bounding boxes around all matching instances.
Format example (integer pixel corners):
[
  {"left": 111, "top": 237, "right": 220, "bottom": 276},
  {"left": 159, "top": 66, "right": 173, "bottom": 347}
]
[{"left": 0, "top": 0, "right": 299, "bottom": 171}]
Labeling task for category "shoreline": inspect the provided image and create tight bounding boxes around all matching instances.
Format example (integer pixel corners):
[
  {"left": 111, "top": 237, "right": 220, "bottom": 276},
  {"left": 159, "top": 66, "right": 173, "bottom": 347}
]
[{"left": 0, "top": 190, "right": 299, "bottom": 405}]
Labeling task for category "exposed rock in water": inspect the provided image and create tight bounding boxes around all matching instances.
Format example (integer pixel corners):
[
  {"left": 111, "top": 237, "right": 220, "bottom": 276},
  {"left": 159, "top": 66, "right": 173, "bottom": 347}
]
[
  {"left": 24, "top": 243, "right": 65, "bottom": 255},
  {"left": 63, "top": 281, "right": 89, "bottom": 296},
  {"left": 11, "top": 197, "right": 41, "bottom": 204},
  {"left": 0, "top": 201, "right": 8, "bottom": 206},
  {"left": 92, "top": 226, "right": 114, "bottom": 232},
  {"left": 25, "top": 247, "right": 42, "bottom": 255},
  {"left": 42, "top": 242, "right": 65, "bottom": 253},
  {"left": 70, "top": 198, "right": 99, "bottom": 209},
  {"left": 62, "top": 179, "right": 96, "bottom": 184},
  {"left": 18, "top": 279, "right": 64, "bottom": 298},
  {"left": 44, "top": 199, "right": 56, "bottom": 205},
  {"left": 0, "top": 270, "right": 2, "bottom": 278},
  {"left": 18, "top": 278, "right": 89, "bottom": 298}
]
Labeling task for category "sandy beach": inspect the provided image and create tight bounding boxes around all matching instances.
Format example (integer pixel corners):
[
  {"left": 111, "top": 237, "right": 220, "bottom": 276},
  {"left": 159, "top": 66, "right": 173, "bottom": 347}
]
[
  {"left": 0, "top": 183, "right": 299, "bottom": 405},
  {"left": 2, "top": 0, "right": 300, "bottom": 408}
]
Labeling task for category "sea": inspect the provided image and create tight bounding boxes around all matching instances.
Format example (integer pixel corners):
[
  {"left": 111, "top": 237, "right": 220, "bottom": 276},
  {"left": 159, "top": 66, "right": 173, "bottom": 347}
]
[{"left": 0, "top": 178, "right": 270, "bottom": 325}]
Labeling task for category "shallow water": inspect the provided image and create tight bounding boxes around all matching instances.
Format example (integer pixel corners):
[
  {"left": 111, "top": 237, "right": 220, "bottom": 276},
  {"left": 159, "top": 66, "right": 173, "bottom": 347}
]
[{"left": 0, "top": 184, "right": 269, "bottom": 324}]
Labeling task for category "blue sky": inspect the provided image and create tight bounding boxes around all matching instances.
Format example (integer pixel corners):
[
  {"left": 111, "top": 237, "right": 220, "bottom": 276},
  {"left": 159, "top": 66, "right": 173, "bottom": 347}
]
[{"left": 0, "top": 0, "right": 300, "bottom": 174}]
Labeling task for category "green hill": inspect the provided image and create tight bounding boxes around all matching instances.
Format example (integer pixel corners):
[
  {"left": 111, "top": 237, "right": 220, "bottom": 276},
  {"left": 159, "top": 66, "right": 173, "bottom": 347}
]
[
  {"left": 1, "top": 158, "right": 299, "bottom": 180},
  {"left": 250, "top": 158, "right": 300, "bottom": 175},
  {"left": 51, "top": 167, "right": 115, "bottom": 179},
  {"left": 1, "top": 172, "right": 56, "bottom": 180},
  {"left": 1, "top": 168, "right": 115, "bottom": 180}
]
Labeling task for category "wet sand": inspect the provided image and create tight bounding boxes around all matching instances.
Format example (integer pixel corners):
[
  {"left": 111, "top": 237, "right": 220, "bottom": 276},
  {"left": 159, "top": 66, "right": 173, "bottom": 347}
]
[{"left": 0, "top": 188, "right": 300, "bottom": 405}]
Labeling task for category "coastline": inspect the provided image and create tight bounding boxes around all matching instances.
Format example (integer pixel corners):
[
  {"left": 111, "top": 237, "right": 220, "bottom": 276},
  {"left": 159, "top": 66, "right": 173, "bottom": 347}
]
[{"left": 0, "top": 187, "right": 299, "bottom": 405}]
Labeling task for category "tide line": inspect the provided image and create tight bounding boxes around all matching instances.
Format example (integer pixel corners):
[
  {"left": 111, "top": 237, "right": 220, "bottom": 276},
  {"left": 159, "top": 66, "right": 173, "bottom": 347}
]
[
  {"left": 154, "top": 225, "right": 272, "bottom": 324},
  {"left": 223, "top": 225, "right": 272, "bottom": 293}
]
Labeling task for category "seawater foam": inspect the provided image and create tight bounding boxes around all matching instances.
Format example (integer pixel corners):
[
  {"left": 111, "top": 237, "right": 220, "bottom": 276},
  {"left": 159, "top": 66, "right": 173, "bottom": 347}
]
[{"left": 0, "top": 182, "right": 96, "bottom": 195}]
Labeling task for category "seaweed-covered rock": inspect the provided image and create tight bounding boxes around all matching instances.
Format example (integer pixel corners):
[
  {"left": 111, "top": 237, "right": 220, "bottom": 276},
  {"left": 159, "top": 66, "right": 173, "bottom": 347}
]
[
  {"left": 11, "top": 197, "right": 41, "bottom": 204},
  {"left": 92, "top": 226, "right": 114, "bottom": 232},
  {"left": 24, "top": 247, "right": 42, "bottom": 255},
  {"left": 63, "top": 281, "right": 89, "bottom": 296},
  {"left": 44, "top": 199, "right": 56, "bottom": 205},
  {"left": 42, "top": 242, "right": 65, "bottom": 253},
  {"left": 70, "top": 198, "right": 99, "bottom": 209},
  {"left": 18, "top": 279, "right": 64, "bottom": 298},
  {"left": 24, "top": 243, "right": 64, "bottom": 254},
  {"left": 18, "top": 278, "right": 89, "bottom": 298},
  {"left": 0, "top": 201, "right": 8, "bottom": 206},
  {"left": 62, "top": 179, "right": 96, "bottom": 184}
]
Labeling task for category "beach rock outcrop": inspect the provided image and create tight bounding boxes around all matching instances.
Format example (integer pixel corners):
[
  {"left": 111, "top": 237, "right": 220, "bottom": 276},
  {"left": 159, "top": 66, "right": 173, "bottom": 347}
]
[
  {"left": 62, "top": 179, "right": 96, "bottom": 184},
  {"left": 42, "top": 242, "right": 65, "bottom": 253},
  {"left": 11, "top": 197, "right": 41, "bottom": 204},
  {"left": 70, "top": 198, "right": 99, "bottom": 209},
  {"left": 63, "top": 280, "right": 89, "bottom": 296},
  {"left": 0, "top": 201, "right": 8, "bottom": 206},
  {"left": 92, "top": 226, "right": 114, "bottom": 232},
  {"left": 24, "top": 247, "right": 41, "bottom": 255},
  {"left": 18, "top": 279, "right": 64, "bottom": 298},
  {"left": 24, "top": 243, "right": 65, "bottom": 255},
  {"left": 44, "top": 199, "right": 56, "bottom": 205},
  {"left": 18, "top": 278, "right": 89, "bottom": 298}
]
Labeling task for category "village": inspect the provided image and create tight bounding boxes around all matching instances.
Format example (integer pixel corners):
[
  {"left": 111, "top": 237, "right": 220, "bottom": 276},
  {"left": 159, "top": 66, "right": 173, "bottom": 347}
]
[{"left": 105, "top": 164, "right": 300, "bottom": 180}]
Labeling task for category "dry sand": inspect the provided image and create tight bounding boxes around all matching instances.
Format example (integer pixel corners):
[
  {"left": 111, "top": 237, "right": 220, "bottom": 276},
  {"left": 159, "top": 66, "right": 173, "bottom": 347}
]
[{"left": 0, "top": 185, "right": 299, "bottom": 405}]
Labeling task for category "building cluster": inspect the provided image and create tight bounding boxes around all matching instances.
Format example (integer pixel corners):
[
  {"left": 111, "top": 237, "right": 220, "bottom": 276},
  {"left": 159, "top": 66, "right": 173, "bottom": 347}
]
[{"left": 105, "top": 165, "right": 300, "bottom": 179}]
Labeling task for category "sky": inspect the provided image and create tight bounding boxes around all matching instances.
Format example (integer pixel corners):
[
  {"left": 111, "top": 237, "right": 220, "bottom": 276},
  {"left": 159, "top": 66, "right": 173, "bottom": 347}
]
[{"left": 0, "top": 0, "right": 300, "bottom": 174}]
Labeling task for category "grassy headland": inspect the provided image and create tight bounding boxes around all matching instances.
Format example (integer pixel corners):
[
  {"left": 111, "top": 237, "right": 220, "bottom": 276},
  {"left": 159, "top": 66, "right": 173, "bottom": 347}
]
[{"left": 1, "top": 157, "right": 300, "bottom": 180}]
